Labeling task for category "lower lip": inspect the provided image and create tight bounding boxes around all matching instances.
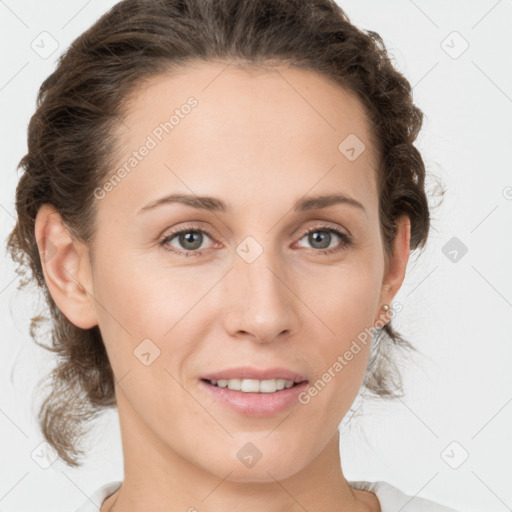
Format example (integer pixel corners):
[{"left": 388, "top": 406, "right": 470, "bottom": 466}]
[{"left": 199, "top": 380, "right": 309, "bottom": 416}]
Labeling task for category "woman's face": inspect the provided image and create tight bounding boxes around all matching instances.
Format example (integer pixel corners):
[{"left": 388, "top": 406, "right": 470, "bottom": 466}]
[{"left": 54, "top": 62, "right": 409, "bottom": 482}]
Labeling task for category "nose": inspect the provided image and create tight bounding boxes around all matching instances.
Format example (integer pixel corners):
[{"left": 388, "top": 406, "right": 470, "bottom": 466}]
[{"left": 222, "top": 246, "right": 299, "bottom": 344}]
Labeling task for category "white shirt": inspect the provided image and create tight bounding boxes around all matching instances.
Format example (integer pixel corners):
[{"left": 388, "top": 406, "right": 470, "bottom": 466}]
[{"left": 74, "top": 479, "right": 459, "bottom": 511}]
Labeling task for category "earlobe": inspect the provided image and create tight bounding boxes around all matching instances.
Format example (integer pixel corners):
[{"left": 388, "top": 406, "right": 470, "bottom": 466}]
[{"left": 34, "top": 204, "right": 98, "bottom": 329}]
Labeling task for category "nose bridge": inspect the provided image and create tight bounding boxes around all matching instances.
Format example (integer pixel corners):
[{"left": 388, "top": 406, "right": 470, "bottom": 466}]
[{"left": 224, "top": 239, "right": 296, "bottom": 341}]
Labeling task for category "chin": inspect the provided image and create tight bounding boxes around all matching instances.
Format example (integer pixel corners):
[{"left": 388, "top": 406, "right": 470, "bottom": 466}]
[
  {"left": 218, "top": 462, "right": 304, "bottom": 484},
  {"left": 198, "top": 438, "right": 310, "bottom": 484}
]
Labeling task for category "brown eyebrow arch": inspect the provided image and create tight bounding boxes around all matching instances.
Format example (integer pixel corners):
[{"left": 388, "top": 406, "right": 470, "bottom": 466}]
[{"left": 137, "top": 192, "right": 366, "bottom": 215}]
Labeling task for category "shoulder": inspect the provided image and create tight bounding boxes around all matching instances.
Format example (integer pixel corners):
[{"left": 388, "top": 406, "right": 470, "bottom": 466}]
[
  {"left": 349, "top": 480, "right": 459, "bottom": 512},
  {"left": 74, "top": 481, "right": 122, "bottom": 512}
]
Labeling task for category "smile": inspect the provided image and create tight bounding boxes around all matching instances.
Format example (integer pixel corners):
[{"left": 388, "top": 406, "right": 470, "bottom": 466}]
[
  {"left": 204, "top": 378, "right": 298, "bottom": 393},
  {"left": 200, "top": 379, "right": 309, "bottom": 416}
]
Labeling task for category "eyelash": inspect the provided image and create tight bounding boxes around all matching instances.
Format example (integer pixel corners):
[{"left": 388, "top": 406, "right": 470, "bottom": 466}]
[{"left": 158, "top": 223, "right": 353, "bottom": 258}]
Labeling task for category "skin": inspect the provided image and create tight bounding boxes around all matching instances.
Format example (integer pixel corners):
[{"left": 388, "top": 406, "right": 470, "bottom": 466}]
[{"left": 34, "top": 61, "right": 410, "bottom": 512}]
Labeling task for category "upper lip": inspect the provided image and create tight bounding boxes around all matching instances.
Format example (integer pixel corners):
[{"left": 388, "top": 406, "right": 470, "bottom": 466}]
[{"left": 201, "top": 366, "right": 308, "bottom": 383}]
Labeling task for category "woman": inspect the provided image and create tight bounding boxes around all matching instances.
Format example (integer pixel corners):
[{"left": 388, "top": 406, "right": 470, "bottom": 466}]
[{"left": 6, "top": 0, "right": 457, "bottom": 510}]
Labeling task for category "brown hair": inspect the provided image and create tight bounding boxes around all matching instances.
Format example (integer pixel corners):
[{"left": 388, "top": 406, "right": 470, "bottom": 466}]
[{"left": 6, "top": 0, "right": 440, "bottom": 467}]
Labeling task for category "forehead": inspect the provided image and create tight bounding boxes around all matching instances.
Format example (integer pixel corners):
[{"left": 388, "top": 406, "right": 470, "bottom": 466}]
[{"left": 104, "top": 61, "right": 380, "bottom": 219}]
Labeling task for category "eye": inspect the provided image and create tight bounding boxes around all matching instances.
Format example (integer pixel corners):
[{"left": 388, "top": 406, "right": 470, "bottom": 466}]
[
  {"left": 159, "top": 226, "right": 216, "bottom": 257},
  {"left": 158, "top": 223, "right": 352, "bottom": 257},
  {"left": 295, "top": 226, "right": 352, "bottom": 255}
]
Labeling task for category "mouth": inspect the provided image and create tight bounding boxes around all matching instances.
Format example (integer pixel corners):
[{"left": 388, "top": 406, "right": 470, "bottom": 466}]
[
  {"left": 199, "top": 377, "right": 309, "bottom": 416},
  {"left": 200, "top": 377, "right": 306, "bottom": 393}
]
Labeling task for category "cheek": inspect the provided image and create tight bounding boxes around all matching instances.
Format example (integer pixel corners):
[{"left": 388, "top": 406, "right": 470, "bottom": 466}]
[
  {"left": 92, "top": 233, "right": 173, "bottom": 330},
  {"left": 89, "top": 243, "right": 167, "bottom": 368},
  {"left": 297, "top": 254, "right": 382, "bottom": 411},
  {"left": 90, "top": 254, "right": 197, "bottom": 425},
  {"left": 302, "top": 254, "right": 382, "bottom": 344},
  {"left": 90, "top": 241, "right": 210, "bottom": 388}
]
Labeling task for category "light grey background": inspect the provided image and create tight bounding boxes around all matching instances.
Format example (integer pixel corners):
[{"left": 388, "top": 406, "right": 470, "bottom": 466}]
[{"left": 1, "top": 1, "right": 511, "bottom": 511}]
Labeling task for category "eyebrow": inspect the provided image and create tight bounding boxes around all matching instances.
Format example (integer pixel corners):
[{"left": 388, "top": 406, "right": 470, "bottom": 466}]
[{"left": 137, "top": 192, "right": 366, "bottom": 216}]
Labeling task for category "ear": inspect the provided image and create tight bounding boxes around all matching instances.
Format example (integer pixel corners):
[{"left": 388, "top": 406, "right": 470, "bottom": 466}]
[
  {"left": 34, "top": 204, "right": 98, "bottom": 329},
  {"left": 377, "top": 215, "right": 411, "bottom": 325}
]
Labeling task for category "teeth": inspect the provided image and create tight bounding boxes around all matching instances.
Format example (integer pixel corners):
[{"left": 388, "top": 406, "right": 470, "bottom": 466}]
[{"left": 209, "top": 378, "right": 296, "bottom": 393}]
